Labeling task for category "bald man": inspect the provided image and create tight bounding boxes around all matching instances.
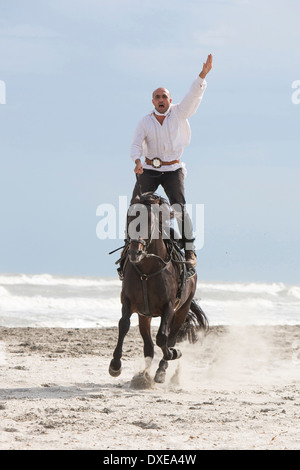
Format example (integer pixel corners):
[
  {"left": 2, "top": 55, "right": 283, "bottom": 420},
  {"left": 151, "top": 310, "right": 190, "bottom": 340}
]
[{"left": 130, "top": 55, "right": 213, "bottom": 267}]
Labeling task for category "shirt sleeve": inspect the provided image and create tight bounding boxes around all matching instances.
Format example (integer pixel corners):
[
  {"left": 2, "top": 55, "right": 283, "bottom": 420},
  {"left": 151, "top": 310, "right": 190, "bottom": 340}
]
[
  {"left": 130, "top": 118, "right": 146, "bottom": 162},
  {"left": 176, "top": 76, "right": 207, "bottom": 119}
]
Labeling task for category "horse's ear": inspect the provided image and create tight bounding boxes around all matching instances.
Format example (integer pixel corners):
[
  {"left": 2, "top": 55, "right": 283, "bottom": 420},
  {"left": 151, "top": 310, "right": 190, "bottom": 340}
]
[
  {"left": 131, "top": 194, "right": 141, "bottom": 205},
  {"left": 139, "top": 191, "right": 155, "bottom": 205}
]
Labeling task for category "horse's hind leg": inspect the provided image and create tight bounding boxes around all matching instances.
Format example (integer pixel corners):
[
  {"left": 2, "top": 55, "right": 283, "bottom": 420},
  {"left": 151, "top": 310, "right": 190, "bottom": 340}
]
[
  {"left": 154, "top": 304, "right": 182, "bottom": 383},
  {"left": 109, "top": 299, "right": 132, "bottom": 377},
  {"left": 156, "top": 304, "right": 182, "bottom": 360},
  {"left": 154, "top": 358, "right": 169, "bottom": 383},
  {"left": 156, "top": 304, "right": 174, "bottom": 360},
  {"left": 168, "top": 301, "right": 191, "bottom": 347}
]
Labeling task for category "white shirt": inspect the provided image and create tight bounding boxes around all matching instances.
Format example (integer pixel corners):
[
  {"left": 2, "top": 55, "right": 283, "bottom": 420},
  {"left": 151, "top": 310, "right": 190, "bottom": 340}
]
[{"left": 130, "top": 76, "right": 207, "bottom": 174}]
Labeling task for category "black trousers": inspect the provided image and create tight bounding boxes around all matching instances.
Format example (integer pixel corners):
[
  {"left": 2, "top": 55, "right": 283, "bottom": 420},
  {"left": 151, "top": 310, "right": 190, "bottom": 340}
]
[{"left": 131, "top": 168, "right": 195, "bottom": 250}]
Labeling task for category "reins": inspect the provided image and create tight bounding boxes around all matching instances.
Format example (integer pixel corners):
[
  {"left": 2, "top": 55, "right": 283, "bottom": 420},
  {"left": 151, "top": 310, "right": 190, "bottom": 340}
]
[
  {"left": 109, "top": 184, "right": 193, "bottom": 316},
  {"left": 128, "top": 217, "right": 173, "bottom": 316}
]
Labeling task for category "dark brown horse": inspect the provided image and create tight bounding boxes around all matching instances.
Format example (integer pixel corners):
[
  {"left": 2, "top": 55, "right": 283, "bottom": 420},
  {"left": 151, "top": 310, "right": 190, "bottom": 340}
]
[{"left": 109, "top": 192, "right": 208, "bottom": 384}]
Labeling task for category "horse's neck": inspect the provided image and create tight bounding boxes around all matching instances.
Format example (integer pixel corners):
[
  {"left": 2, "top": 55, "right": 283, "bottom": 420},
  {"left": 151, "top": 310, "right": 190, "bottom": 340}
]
[{"left": 148, "top": 236, "right": 167, "bottom": 257}]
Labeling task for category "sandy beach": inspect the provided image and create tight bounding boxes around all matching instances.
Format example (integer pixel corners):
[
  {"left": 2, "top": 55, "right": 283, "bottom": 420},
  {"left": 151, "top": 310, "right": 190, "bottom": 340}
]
[{"left": 0, "top": 324, "right": 300, "bottom": 450}]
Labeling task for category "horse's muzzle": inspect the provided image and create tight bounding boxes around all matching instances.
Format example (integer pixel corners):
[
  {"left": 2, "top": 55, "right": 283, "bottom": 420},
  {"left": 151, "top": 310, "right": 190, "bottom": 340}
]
[
  {"left": 128, "top": 249, "right": 145, "bottom": 264},
  {"left": 128, "top": 239, "right": 147, "bottom": 264}
]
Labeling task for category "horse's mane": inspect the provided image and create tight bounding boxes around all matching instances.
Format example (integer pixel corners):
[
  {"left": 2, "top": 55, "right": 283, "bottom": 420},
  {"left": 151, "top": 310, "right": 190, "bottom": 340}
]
[
  {"left": 131, "top": 192, "right": 172, "bottom": 212},
  {"left": 130, "top": 192, "right": 174, "bottom": 227},
  {"left": 129, "top": 192, "right": 176, "bottom": 245}
]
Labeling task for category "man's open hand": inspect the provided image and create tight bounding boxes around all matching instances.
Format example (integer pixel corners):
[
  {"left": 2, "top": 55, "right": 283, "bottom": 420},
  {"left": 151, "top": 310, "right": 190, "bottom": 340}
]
[{"left": 199, "top": 54, "right": 213, "bottom": 79}]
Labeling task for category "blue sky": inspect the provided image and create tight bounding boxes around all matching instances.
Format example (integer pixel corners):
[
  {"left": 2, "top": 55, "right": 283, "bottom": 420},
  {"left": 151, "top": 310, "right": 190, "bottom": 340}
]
[{"left": 0, "top": 0, "right": 299, "bottom": 283}]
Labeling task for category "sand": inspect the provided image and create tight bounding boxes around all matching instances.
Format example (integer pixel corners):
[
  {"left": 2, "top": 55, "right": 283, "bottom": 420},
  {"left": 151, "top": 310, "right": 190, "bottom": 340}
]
[{"left": 0, "top": 324, "right": 300, "bottom": 450}]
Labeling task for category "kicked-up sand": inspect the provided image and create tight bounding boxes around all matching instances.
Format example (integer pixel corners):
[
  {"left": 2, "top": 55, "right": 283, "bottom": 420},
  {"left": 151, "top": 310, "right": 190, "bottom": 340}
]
[{"left": 0, "top": 324, "right": 300, "bottom": 450}]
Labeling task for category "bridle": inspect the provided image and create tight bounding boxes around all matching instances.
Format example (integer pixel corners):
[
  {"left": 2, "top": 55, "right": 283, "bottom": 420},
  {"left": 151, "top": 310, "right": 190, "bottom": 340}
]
[
  {"left": 109, "top": 193, "right": 191, "bottom": 317},
  {"left": 127, "top": 208, "right": 173, "bottom": 317}
]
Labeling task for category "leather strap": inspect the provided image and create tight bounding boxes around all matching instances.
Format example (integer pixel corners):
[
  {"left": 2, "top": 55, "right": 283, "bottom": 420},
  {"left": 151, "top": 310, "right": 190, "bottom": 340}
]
[
  {"left": 132, "top": 259, "right": 172, "bottom": 317},
  {"left": 145, "top": 157, "right": 180, "bottom": 167}
]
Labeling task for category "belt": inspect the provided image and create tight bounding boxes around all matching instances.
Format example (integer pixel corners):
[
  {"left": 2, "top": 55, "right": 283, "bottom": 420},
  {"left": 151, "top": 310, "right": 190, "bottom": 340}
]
[{"left": 145, "top": 157, "right": 180, "bottom": 169}]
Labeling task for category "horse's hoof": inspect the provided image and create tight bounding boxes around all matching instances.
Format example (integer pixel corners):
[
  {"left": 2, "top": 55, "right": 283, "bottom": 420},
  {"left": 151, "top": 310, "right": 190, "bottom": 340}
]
[
  {"left": 154, "top": 370, "right": 166, "bottom": 384},
  {"left": 109, "top": 365, "right": 122, "bottom": 377},
  {"left": 109, "top": 358, "right": 122, "bottom": 377}
]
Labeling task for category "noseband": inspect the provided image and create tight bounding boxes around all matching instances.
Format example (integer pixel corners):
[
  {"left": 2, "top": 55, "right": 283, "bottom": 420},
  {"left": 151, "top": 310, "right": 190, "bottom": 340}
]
[
  {"left": 128, "top": 230, "right": 172, "bottom": 265},
  {"left": 128, "top": 236, "right": 150, "bottom": 260},
  {"left": 128, "top": 209, "right": 169, "bottom": 264}
]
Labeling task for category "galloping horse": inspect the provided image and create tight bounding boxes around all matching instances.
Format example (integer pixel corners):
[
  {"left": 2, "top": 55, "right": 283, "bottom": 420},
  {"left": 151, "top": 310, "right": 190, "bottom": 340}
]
[{"left": 109, "top": 192, "right": 208, "bottom": 384}]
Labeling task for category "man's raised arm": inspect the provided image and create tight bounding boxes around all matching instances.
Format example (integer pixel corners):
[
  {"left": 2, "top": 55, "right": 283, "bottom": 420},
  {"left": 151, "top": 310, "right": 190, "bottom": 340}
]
[
  {"left": 177, "top": 54, "right": 213, "bottom": 119},
  {"left": 199, "top": 54, "right": 213, "bottom": 79}
]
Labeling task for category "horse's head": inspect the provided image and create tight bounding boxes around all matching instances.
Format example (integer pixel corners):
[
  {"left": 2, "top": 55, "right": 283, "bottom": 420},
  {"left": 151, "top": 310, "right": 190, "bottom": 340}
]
[{"left": 127, "top": 192, "right": 173, "bottom": 264}]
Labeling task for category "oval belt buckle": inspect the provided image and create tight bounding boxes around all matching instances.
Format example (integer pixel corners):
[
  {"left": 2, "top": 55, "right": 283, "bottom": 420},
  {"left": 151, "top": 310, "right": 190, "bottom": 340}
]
[{"left": 152, "top": 158, "right": 162, "bottom": 169}]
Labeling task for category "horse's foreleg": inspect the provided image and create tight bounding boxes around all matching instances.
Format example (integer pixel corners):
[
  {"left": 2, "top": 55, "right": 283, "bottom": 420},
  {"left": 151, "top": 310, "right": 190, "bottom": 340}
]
[
  {"left": 138, "top": 315, "right": 154, "bottom": 370},
  {"left": 109, "top": 300, "right": 131, "bottom": 377}
]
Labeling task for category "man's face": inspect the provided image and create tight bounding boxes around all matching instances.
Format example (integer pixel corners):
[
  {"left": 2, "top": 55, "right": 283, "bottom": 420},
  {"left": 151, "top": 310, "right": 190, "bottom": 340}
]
[{"left": 152, "top": 87, "right": 172, "bottom": 114}]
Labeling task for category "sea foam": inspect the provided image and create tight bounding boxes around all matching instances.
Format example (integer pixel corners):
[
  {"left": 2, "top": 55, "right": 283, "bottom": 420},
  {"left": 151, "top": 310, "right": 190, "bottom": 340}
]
[{"left": 0, "top": 273, "right": 299, "bottom": 328}]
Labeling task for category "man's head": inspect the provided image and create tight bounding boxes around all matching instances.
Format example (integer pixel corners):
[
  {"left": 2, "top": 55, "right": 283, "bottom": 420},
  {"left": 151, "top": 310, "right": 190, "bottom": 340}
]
[{"left": 152, "top": 87, "right": 172, "bottom": 114}]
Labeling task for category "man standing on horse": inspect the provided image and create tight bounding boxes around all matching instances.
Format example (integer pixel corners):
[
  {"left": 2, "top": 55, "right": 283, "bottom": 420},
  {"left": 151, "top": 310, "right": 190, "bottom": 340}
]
[{"left": 130, "top": 54, "right": 213, "bottom": 267}]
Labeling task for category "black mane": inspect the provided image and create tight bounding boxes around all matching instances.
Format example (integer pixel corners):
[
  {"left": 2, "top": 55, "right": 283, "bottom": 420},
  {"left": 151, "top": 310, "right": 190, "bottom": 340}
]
[{"left": 131, "top": 192, "right": 170, "bottom": 208}]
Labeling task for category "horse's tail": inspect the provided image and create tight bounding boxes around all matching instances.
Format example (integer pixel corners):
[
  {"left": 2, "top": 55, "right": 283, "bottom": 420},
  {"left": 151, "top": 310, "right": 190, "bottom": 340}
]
[
  {"left": 190, "top": 298, "right": 209, "bottom": 333},
  {"left": 177, "top": 298, "right": 209, "bottom": 344}
]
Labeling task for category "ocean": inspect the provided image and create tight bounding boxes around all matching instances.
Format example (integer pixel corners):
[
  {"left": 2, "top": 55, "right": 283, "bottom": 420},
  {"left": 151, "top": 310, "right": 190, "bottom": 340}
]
[{"left": 0, "top": 273, "right": 300, "bottom": 328}]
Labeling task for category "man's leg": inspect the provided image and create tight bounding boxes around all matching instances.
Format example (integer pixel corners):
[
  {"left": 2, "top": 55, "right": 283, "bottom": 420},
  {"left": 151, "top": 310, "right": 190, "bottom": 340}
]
[
  {"left": 161, "top": 169, "right": 196, "bottom": 267},
  {"left": 117, "top": 170, "right": 161, "bottom": 279},
  {"left": 130, "top": 169, "right": 161, "bottom": 203}
]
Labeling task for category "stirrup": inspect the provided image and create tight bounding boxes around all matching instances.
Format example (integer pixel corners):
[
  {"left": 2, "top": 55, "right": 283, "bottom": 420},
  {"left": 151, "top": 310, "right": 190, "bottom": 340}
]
[{"left": 185, "top": 250, "right": 197, "bottom": 268}]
